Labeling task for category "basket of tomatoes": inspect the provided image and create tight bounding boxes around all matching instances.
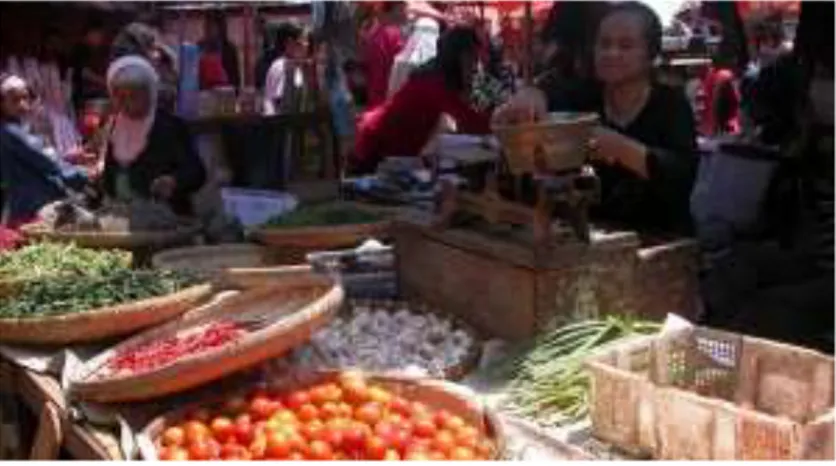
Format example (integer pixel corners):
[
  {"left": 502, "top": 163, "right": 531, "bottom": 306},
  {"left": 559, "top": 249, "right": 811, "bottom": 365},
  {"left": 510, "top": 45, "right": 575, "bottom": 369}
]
[{"left": 139, "top": 370, "right": 504, "bottom": 461}]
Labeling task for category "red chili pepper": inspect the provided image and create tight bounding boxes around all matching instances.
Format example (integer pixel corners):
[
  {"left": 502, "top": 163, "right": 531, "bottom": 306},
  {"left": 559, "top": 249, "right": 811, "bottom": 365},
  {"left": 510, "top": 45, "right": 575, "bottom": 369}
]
[{"left": 107, "top": 321, "right": 244, "bottom": 374}]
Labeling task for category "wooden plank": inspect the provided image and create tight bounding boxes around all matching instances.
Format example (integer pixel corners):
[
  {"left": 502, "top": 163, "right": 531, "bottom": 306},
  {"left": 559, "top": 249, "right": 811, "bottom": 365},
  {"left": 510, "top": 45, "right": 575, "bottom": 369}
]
[
  {"left": 29, "top": 401, "right": 62, "bottom": 460},
  {"left": 396, "top": 226, "right": 538, "bottom": 340}
]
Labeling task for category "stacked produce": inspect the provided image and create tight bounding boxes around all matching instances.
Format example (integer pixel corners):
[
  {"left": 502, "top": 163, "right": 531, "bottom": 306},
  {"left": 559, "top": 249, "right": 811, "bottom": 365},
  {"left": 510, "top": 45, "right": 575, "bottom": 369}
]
[
  {"left": 37, "top": 199, "right": 189, "bottom": 232},
  {"left": 104, "top": 320, "right": 245, "bottom": 376},
  {"left": 0, "top": 268, "right": 200, "bottom": 318},
  {"left": 154, "top": 372, "right": 497, "bottom": 461},
  {"left": 262, "top": 203, "right": 385, "bottom": 228},
  {"left": 0, "top": 242, "right": 131, "bottom": 282},
  {"left": 495, "top": 316, "right": 660, "bottom": 425},
  {"left": 291, "top": 304, "right": 476, "bottom": 377}
]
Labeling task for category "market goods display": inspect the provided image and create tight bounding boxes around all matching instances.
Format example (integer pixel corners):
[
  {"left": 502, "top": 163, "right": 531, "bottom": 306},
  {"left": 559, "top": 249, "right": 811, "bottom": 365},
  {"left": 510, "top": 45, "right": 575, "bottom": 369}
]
[
  {"left": 0, "top": 269, "right": 199, "bottom": 319},
  {"left": 105, "top": 320, "right": 245, "bottom": 376},
  {"left": 261, "top": 202, "right": 386, "bottom": 228},
  {"left": 253, "top": 202, "right": 392, "bottom": 265},
  {"left": 38, "top": 199, "right": 189, "bottom": 232},
  {"left": 144, "top": 372, "right": 501, "bottom": 461},
  {"left": 0, "top": 242, "right": 131, "bottom": 283},
  {"left": 70, "top": 273, "right": 343, "bottom": 402},
  {"left": 290, "top": 301, "right": 480, "bottom": 379},
  {"left": 23, "top": 200, "right": 200, "bottom": 251},
  {"left": 494, "top": 316, "right": 660, "bottom": 425}
]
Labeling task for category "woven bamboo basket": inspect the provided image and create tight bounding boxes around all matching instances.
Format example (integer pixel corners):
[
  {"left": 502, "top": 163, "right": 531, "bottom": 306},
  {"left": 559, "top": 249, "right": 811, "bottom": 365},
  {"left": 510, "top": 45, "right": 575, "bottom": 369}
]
[
  {"left": 252, "top": 202, "right": 393, "bottom": 265},
  {"left": 151, "top": 244, "right": 312, "bottom": 288},
  {"left": 20, "top": 221, "right": 201, "bottom": 251},
  {"left": 584, "top": 327, "right": 835, "bottom": 460},
  {"left": 137, "top": 370, "right": 505, "bottom": 460},
  {"left": 0, "top": 283, "right": 213, "bottom": 345},
  {"left": 69, "top": 273, "right": 344, "bottom": 403},
  {"left": 492, "top": 112, "right": 598, "bottom": 175},
  {"left": 313, "top": 298, "right": 484, "bottom": 381}
]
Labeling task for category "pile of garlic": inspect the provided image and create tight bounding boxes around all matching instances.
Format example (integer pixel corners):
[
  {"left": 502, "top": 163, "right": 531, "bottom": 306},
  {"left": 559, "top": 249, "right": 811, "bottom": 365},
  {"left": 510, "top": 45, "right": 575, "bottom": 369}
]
[{"left": 292, "top": 304, "right": 475, "bottom": 377}]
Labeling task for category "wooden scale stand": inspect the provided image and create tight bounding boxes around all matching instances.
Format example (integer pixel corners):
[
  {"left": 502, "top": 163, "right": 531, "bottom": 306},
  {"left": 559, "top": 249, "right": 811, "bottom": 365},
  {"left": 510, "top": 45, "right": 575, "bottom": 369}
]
[{"left": 433, "top": 164, "right": 601, "bottom": 245}]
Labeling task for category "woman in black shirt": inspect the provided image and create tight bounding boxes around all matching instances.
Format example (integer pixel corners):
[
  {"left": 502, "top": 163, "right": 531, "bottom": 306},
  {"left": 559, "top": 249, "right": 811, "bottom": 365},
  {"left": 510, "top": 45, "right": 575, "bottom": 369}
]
[
  {"left": 101, "top": 56, "right": 205, "bottom": 216},
  {"left": 494, "top": 1, "right": 697, "bottom": 235}
]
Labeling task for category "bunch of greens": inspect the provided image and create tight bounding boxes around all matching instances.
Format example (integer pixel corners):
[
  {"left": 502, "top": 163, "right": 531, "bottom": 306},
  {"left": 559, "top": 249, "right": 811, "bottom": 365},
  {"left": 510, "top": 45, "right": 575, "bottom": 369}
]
[
  {"left": 263, "top": 203, "right": 385, "bottom": 228},
  {"left": 494, "top": 316, "right": 660, "bottom": 425},
  {"left": 0, "top": 243, "right": 131, "bottom": 282},
  {"left": 0, "top": 269, "right": 199, "bottom": 319}
]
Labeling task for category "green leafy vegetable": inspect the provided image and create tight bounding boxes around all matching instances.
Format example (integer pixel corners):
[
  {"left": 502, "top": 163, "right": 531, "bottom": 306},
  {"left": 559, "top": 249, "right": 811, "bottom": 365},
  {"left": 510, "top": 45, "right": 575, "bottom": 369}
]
[
  {"left": 263, "top": 203, "right": 385, "bottom": 228},
  {"left": 0, "top": 242, "right": 131, "bottom": 282}
]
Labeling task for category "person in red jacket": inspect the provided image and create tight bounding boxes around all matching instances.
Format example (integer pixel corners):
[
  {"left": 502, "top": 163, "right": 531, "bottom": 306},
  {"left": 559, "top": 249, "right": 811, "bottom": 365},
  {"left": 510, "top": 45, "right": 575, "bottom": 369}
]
[
  {"left": 353, "top": 26, "right": 491, "bottom": 174},
  {"left": 362, "top": 2, "right": 408, "bottom": 107}
]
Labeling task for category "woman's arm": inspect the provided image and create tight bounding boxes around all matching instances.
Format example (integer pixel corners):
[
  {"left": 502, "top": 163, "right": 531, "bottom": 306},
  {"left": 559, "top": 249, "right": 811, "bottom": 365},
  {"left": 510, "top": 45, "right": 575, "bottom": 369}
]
[{"left": 439, "top": 87, "right": 491, "bottom": 134}]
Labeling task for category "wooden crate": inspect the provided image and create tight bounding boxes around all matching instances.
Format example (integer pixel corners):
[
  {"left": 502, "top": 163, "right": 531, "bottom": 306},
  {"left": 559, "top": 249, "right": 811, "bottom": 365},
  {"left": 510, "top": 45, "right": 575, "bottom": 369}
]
[
  {"left": 585, "top": 327, "right": 835, "bottom": 460},
  {"left": 393, "top": 213, "right": 697, "bottom": 340}
]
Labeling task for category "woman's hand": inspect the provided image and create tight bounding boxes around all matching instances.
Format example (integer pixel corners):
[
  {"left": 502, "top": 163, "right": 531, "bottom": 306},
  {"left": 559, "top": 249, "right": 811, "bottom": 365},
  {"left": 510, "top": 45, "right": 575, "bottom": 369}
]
[
  {"left": 491, "top": 86, "right": 548, "bottom": 126},
  {"left": 587, "top": 126, "right": 650, "bottom": 178},
  {"left": 150, "top": 175, "right": 177, "bottom": 200}
]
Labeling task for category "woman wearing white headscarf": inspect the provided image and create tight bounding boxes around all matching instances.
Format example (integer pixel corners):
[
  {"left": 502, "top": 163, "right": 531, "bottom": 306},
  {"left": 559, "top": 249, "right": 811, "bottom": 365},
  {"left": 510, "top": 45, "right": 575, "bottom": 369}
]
[
  {"left": 101, "top": 56, "right": 205, "bottom": 215},
  {"left": 386, "top": 17, "right": 440, "bottom": 97}
]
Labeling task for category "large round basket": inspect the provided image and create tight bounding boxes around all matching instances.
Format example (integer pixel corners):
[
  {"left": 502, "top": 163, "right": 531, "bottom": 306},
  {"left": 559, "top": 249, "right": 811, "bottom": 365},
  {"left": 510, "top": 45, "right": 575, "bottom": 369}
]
[
  {"left": 0, "top": 283, "right": 213, "bottom": 345},
  {"left": 137, "top": 370, "right": 505, "bottom": 460},
  {"left": 252, "top": 201, "right": 393, "bottom": 265},
  {"left": 69, "top": 272, "right": 343, "bottom": 403},
  {"left": 493, "top": 112, "right": 599, "bottom": 175},
  {"left": 298, "top": 299, "right": 483, "bottom": 381},
  {"left": 151, "top": 244, "right": 311, "bottom": 289},
  {"left": 20, "top": 222, "right": 201, "bottom": 252}
]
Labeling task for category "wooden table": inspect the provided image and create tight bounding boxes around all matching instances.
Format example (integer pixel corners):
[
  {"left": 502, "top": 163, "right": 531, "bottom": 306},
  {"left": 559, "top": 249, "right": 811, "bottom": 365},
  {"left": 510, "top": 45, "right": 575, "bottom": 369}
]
[{"left": 0, "top": 357, "right": 121, "bottom": 460}]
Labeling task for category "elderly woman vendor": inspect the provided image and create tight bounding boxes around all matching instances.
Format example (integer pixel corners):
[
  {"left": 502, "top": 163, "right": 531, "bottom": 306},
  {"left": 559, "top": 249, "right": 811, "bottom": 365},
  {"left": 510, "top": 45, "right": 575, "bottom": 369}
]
[
  {"left": 494, "top": 2, "right": 697, "bottom": 235},
  {"left": 101, "top": 56, "right": 205, "bottom": 216},
  {"left": 0, "top": 73, "right": 94, "bottom": 227}
]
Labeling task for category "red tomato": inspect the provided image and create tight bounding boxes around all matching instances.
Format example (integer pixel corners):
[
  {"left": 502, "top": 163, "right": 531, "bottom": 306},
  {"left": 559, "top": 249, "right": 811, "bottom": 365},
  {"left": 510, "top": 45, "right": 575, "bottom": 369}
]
[
  {"left": 411, "top": 402, "right": 430, "bottom": 419},
  {"left": 288, "top": 451, "right": 305, "bottom": 461},
  {"left": 250, "top": 395, "right": 277, "bottom": 421},
  {"left": 248, "top": 435, "right": 267, "bottom": 460},
  {"left": 323, "top": 383, "right": 343, "bottom": 403},
  {"left": 285, "top": 390, "right": 311, "bottom": 410},
  {"left": 383, "top": 449, "right": 401, "bottom": 460},
  {"left": 364, "top": 435, "right": 388, "bottom": 460},
  {"left": 233, "top": 420, "right": 255, "bottom": 445},
  {"left": 160, "top": 426, "right": 186, "bottom": 447},
  {"left": 444, "top": 415, "right": 467, "bottom": 432},
  {"left": 433, "top": 410, "right": 452, "bottom": 430},
  {"left": 342, "top": 379, "right": 371, "bottom": 405},
  {"left": 301, "top": 419, "right": 325, "bottom": 441},
  {"left": 389, "top": 396, "right": 412, "bottom": 417},
  {"left": 183, "top": 421, "right": 210, "bottom": 445},
  {"left": 413, "top": 418, "right": 437, "bottom": 438},
  {"left": 187, "top": 439, "right": 213, "bottom": 460},
  {"left": 168, "top": 447, "right": 189, "bottom": 461},
  {"left": 156, "top": 446, "right": 173, "bottom": 461},
  {"left": 342, "top": 425, "right": 368, "bottom": 453},
  {"left": 322, "top": 427, "right": 344, "bottom": 450},
  {"left": 309, "top": 384, "right": 331, "bottom": 406},
  {"left": 220, "top": 443, "right": 250, "bottom": 460},
  {"left": 450, "top": 446, "right": 476, "bottom": 460},
  {"left": 455, "top": 425, "right": 480, "bottom": 449},
  {"left": 432, "top": 430, "right": 456, "bottom": 456},
  {"left": 307, "top": 439, "right": 334, "bottom": 460},
  {"left": 209, "top": 417, "right": 235, "bottom": 443},
  {"left": 265, "top": 432, "right": 291, "bottom": 459},
  {"left": 320, "top": 401, "right": 341, "bottom": 420},
  {"left": 405, "top": 450, "right": 431, "bottom": 461},
  {"left": 368, "top": 386, "right": 393, "bottom": 405},
  {"left": 429, "top": 450, "right": 448, "bottom": 461},
  {"left": 355, "top": 402, "right": 384, "bottom": 426},
  {"left": 297, "top": 403, "right": 320, "bottom": 423},
  {"left": 337, "top": 402, "right": 355, "bottom": 419}
]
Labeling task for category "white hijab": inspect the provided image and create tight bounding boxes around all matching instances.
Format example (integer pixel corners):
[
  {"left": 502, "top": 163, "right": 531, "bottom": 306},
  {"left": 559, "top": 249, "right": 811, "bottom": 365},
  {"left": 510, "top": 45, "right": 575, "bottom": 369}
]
[
  {"left": 106, "top": 56, "right": 159, "bottom": 166},
  {"left": 387, "top": 17, "right": 440, "bottom": 97}
]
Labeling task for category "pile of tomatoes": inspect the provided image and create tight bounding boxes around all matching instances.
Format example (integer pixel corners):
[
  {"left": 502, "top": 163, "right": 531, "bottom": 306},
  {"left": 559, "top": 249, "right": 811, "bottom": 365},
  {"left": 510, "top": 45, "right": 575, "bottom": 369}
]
[{"left": 155, "top": 372, "right": 497, "bottom": 461}]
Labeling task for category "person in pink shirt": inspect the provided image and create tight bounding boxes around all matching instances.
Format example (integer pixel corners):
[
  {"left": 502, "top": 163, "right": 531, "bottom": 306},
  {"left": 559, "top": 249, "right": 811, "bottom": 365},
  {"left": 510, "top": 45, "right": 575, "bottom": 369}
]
[{"left": 362, "top": 2, "right": 408, "bottom": 107}]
